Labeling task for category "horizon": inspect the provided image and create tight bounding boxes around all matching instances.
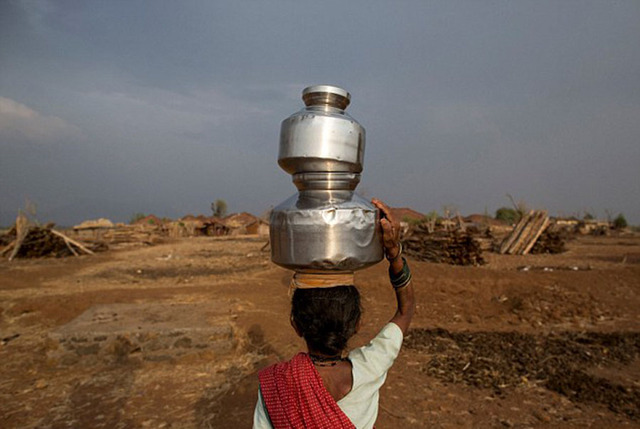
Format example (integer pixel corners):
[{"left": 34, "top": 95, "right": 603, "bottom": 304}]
[
  {"left": 1, "top": 201, "right": 630, "bottom": 230},
  {"left": 2, "top": 1, "right": 639, "bottom": 226}
]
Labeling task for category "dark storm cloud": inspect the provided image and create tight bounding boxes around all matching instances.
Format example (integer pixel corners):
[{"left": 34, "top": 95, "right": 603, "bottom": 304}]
[{"left": 1, "top": 0, "right": 639, "bottom": 225}]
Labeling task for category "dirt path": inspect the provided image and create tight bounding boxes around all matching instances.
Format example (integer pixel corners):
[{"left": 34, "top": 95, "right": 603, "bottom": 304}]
[{"left": 1, "top": 235, "right": 639, "bottom": 427}]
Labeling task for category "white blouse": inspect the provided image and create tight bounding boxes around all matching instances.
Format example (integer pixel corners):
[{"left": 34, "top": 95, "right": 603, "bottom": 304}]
[{"left": 253, "top": 322, "right": 404, "bottom": 429}]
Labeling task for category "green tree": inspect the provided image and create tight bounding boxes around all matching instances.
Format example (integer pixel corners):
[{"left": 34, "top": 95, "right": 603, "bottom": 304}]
[
  {"left": 506, "top": 194, "right": 529, "bottom": 220},
  {"left": 129, "top": 213, "right": 146, "bottom": 224},
  {"left": 613, "top": 213, "right": 628, "bottom": 229},
  {"left": 425, "top": 210, "right": 439, "bottom": 222},
  {"left": 211, "top": 199, "right": 228, "bottom": 218},
  {"left": 495, "top": 207, "right": 519, "bottom": 224}
]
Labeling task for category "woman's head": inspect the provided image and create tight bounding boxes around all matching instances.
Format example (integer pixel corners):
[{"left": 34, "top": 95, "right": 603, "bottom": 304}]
[{"left": 290, "top": 285, "right": 361, "bottom": 356}]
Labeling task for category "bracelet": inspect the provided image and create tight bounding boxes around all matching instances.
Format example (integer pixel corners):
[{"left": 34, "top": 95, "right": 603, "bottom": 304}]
[
  {"left": 386, "top": 242, "right": 403, "bottom": 262},
  {"left": 389, "top": 257, "right": 412, "bottom": 289}
]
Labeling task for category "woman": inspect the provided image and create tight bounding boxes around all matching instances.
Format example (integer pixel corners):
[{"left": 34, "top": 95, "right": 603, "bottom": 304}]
[{"left": 253, "top": 199, "right": 416, "bottom": 428}]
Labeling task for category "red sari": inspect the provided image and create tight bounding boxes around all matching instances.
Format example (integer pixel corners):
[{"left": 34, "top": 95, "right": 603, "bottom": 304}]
[{"left": 258, "top": 352, "right": 355, "bottom": 429}]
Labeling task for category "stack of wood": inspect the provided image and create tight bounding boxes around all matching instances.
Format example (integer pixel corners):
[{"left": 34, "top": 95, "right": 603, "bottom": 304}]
[
  {"left": 403, "top": 224, "right": 485, "bottom": 266},
  {"left": 1, "top": 214, "right": 94, "bottom": 260},
  {"left": 499, "top": 210, "right": 550, "bottom": 255},
  {"left": 102, "top": 225, "right": 158, "bottom": 244},
  {"left": 530, "top": 230, "right": 567, "bottom": 254}
]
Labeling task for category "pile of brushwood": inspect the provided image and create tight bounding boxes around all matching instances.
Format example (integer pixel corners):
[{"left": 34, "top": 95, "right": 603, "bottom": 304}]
[
  {"left": 402, "top": 224, "right": 485, "bottom": 266},
  {"left": 530, "top": 230, "right": 568, "bottom": 254},
  {"left": 1, "top": 224, "right": 71, "bottom": 258},
  {"left": 1, "top": 215, "right": 98, "bottom": 259}
]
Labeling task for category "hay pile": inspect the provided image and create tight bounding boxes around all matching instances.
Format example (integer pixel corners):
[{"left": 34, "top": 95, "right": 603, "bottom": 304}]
[{"left": 403, "top": 225, "right": 485, "bottom": 266}]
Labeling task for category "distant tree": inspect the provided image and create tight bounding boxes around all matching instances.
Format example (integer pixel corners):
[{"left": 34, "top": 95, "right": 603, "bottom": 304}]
[
  {"left": 505, "top": 193, "right": 530, "bottom": 220},
  {"left": 130, "top": 213, "right": 146, "bottom": 224},
  {"left": 441, "top": 204, "right": 458, "bottom": 219},
  {"left": 403, "top": 216, "right": 422, "bottom": 226},
  {"left": 495, "top": 207, "right": 519, "bottom": 224},
  {"left": 211, "top": 199, "right": 228, "bottom": 218},
  {"left": 425, "top": 210, "right": 439, "bottom": 222},
  {"left": 583, "top": 212, "right": 595, "bottom": 220},
  {"left": 613, "top": 213, "right": 628, "bottom": 229}
]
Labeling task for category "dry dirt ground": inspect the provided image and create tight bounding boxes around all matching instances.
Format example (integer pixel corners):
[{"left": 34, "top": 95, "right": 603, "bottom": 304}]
[{"left": 1, "top": 234, "right": 639, "bottom": 428}]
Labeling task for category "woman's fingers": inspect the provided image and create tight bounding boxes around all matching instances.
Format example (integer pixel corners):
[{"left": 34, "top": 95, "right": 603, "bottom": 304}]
[
  {"left": 372, "top": 198, "right": 393, "bottom": 222},
  {"left": 373, "top": 198, "right": 400, "bottom": 241},
  {"left": 371, "top": 198, "right": 391, "bottom": 216},
  {"left": 380, "top": 217, "right": 394, "bottom": 237},
  {"left": 377, "top": 203, "right": 400, "bottom": 250}
]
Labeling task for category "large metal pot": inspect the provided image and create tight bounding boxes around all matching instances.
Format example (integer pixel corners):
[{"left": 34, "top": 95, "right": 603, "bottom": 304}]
[{"left": 270, "top": 85, "right": 383, "bottom": 273}]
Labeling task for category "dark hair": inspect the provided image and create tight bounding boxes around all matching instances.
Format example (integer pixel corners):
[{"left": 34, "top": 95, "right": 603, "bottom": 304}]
[{"left": 291, "top": 285, "right": 361, "bottom": 356}]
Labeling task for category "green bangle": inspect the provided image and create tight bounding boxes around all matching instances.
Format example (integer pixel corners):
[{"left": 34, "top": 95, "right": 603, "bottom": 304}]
[{"left": 389, "top": 257, "right": 412, "bottom": 289}]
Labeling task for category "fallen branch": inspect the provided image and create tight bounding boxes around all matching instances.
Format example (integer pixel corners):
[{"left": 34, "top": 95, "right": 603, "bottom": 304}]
[
  {"left": 51, "top": 229, "right": 95, "bottom": 255},
  {"left": 1, "top": 240, "right": 16, "bottom": 257}
]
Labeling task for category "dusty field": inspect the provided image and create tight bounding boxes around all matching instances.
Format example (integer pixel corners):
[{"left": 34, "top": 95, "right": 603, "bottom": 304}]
[{"left": 1, "top": 234, "right": 639, "bottom": 428}]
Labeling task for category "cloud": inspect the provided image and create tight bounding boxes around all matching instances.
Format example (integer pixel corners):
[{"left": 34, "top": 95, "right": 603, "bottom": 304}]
[{"left": 0, "top": 96, "right": 82, "bottom": 144}]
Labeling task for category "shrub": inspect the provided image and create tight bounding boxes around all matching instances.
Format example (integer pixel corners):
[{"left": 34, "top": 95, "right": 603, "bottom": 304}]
[
  {"left": 211, "top": 199, "right": 228, "bottom": 218},
  {"left": 613, "top": 214, "right": 628, "bottom": 229},
  {"left": 129, "top": 213, "right": 146, "bottom": 224},
  {"left": 495, "top": 207, "right": 519, "bottom": 224}
]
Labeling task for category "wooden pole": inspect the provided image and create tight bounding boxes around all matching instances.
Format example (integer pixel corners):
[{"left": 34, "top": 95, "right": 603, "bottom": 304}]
[
  {"left": 63, "top": 238, "right": 80, "bottom": 256},
  {"left": 51, "top": 230, "right": 95, "bottom": 255},
  {"left": 1, "top": 240, "right": 16, "bottom": 257},
  {"left": 8, "top": 213, "right": 29, "bottom": 261}
]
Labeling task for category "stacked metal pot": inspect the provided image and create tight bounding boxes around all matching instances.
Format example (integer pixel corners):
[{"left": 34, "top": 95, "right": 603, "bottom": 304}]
[{"left": 270, "top": 85, "right": 383, "bottom": 273}]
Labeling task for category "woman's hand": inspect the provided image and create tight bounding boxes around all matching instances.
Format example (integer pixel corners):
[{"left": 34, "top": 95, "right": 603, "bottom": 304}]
[
  {"left": 371, "top": 198, "right": 401, "bottom": 261},
  {"left": 372, "top": 198, "right": 415, "bottom": 335}
]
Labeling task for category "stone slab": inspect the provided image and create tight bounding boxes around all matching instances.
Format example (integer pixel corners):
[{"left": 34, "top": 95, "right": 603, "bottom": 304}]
[{"left": 48, "top": 302, "right": 236, "bottom": 365}]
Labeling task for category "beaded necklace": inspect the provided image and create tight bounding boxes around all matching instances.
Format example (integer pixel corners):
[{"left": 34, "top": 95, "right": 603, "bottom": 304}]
[{"left": 309, "top": 353, "right": 349, "bottom": 367}]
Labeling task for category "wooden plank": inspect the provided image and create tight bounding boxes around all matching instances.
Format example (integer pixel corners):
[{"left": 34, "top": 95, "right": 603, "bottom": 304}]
[
  {"left": 499, "top": 211, "right": 532, "bottom": 254},
  {"left": 522, "top": 215, "right": 550, "bottom": 255},
  {"left": 513, "top": 211, "right": 547, "bottom": 254},
  {"left": 510, "top": 211, "right": 544, "bottom": 255}
]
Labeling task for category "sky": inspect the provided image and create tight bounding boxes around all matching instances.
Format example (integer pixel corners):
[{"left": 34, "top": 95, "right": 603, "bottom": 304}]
[{"left": 1, "top": 0, "right": 639, "bottom": 226}]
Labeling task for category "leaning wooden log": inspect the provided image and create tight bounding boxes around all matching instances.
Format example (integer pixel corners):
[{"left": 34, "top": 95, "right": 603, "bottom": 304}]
[
  {"left": 50, "top": 229, "right": 95, "bottom": 255},
  {"left": 509, "top": 211, "right": 545, "bottom": 255},
  {"left": 522, "top": 216, "right": 550, "bottom": 255},
  {"left": 65, "top": 239, "right": 79, "bottom": 256},
  {"left": 499, "top": 211, "right": 532, "bottom": 254},
  {"left": 1, "top": 240, "right": 16, "bottom": 257},
  {"left": 499, "top": 210, "right": 550, "bottom": 255},
  {"left": 8, "top": 213, "right": 30, "bottom": 261}
]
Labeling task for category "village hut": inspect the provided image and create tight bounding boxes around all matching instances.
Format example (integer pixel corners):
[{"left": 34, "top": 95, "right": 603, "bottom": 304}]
[
  {"left": 134, "top": 214, "right": 164, "bottom": 227},
  {"left": 199, "top": 218, "right": 230, "bottom": 236},
  {"left": 224, "top": 212, "right": 261, "bottom": 235},
  {"left": 245, "top": 219, "right": 270, "bottom": 236},
  {"left": 72, "top": 218, "right": 115, "bottom": 240}
]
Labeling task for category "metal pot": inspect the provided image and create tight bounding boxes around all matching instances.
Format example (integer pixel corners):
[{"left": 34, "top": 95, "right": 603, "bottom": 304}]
[{"left": 270, "top": 85, "right": 383, "bottom": 273}]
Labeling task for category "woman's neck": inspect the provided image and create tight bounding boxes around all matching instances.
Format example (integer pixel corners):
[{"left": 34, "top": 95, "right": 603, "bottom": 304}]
[{"left": 307, "top": 348, "right": 348, "bottom": 367}]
